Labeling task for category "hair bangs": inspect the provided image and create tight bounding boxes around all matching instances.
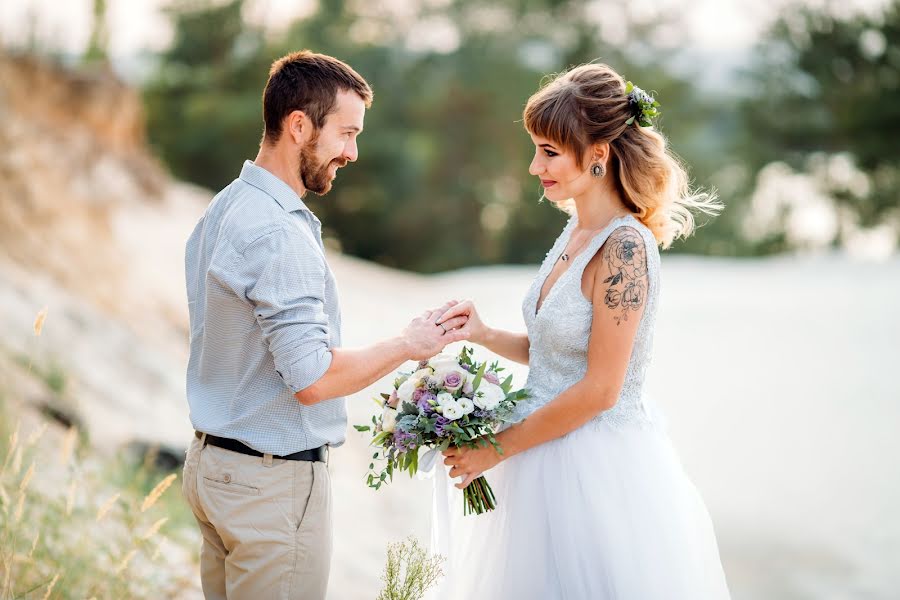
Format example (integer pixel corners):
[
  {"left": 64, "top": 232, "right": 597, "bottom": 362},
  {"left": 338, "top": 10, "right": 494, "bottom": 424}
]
[{"left": 523, "top": 83, "right": 588, "bottom": 163}]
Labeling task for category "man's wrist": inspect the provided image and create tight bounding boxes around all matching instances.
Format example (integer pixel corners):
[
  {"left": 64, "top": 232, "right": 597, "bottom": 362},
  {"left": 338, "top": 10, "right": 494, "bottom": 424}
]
[{"left": 390, "top": 335, "right": 415, "bottom": 362}]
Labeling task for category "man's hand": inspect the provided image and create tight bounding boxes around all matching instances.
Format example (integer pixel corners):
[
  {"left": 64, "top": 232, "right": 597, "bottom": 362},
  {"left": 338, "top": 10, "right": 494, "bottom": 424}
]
[{"left": 401, "top": 300, "right": 470, "bottom": 361}]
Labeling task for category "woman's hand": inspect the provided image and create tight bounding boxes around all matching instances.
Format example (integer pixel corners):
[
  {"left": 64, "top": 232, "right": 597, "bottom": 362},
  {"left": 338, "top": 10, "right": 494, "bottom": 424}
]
[
  {"left": 435, "top": 299, "right": 490, "bottom": 346},
  {"left": 442, "top": 441, "right": 504, "bottom": 489}
]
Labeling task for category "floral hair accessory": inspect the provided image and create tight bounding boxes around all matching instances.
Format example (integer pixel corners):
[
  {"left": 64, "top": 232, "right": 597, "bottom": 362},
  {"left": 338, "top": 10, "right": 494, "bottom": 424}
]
[{"left": 625, "top": 81, "right": 660, "bottom": 127}]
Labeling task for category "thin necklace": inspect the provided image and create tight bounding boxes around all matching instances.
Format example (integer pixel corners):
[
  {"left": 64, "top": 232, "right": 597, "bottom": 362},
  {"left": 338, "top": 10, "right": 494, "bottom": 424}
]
[{"left": 558, "top": 215, "right": 629, "bottom": 262}]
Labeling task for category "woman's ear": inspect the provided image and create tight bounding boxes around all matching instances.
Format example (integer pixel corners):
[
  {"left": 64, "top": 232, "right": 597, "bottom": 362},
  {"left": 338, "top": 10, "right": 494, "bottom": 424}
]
[{"left": 592, "top": 141, "right": 612, "bottom": 165}]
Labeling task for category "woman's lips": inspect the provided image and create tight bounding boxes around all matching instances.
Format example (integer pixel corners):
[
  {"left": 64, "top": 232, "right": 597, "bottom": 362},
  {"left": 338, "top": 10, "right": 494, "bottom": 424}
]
[{"left": 541, "top": 179, "right": 557, "bottom": 188}]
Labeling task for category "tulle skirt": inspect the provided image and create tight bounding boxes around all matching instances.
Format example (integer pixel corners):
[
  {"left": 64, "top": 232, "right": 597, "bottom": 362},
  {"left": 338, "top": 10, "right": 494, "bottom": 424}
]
[{"left": 426, "top": 404, "right": 731, "bottom": 600}]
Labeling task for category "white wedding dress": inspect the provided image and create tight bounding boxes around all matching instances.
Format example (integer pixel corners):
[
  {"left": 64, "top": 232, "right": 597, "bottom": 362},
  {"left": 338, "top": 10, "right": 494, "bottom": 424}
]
[{"left": 426, "top": 214, "right": 731, "bottom": 599}]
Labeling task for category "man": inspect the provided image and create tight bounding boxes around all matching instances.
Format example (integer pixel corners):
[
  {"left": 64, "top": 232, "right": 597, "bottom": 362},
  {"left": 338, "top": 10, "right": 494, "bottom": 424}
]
[{"left": 181, "top": 50, "right": 467, "bottom": 600}]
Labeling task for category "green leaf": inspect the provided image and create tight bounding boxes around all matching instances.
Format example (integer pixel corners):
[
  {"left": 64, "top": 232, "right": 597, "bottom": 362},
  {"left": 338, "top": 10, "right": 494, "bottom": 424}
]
[
  {"left": 500, "top": 374, "right": 513, "bottom": 394},
  {"left": 471, "top": 360, "right": 487, "bottom": 392},
  {"left": 422, "top": 417, "right": 437, "bottom": 434},
  {"left": 353, "top": 425, "right": 371, "bottom": 432},
  {"left": 625, "top": 116, "right": 635, "bottom": 125}
]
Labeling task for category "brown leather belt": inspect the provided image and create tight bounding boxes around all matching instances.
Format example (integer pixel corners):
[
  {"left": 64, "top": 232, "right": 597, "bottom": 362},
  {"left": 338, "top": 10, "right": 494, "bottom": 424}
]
[{"left": 195, "top": 430, "right": 326, "bottom": 462}]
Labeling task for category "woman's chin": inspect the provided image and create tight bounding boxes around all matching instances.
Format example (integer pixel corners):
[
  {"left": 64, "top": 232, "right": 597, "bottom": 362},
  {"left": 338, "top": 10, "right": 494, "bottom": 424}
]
[{"left": 542, "top": 191, "right": 567, "bottom": 205}]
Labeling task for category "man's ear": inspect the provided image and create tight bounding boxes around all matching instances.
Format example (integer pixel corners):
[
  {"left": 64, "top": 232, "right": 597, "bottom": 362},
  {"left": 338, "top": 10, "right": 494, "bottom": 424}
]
[{"left": 286, "top": 110, "right": 309, "bottom": 144}]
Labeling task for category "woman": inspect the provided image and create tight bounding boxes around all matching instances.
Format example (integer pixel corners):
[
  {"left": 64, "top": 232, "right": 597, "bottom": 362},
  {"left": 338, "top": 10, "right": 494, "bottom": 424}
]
[{"left": 431, "top": 64, "right": 731, "bottom": 599}]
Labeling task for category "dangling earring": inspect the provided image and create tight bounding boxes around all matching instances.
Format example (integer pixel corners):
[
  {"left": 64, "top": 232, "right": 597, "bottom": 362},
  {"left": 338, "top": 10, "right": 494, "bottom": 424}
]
[{"left": 590, "top": 161, "right": 606, "bottom": 178}]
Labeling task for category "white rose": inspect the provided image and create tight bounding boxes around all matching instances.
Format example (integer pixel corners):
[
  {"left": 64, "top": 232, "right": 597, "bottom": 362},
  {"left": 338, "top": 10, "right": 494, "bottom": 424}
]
[
  {"left": 473, "top": 382, "right": 505, "bottom": 411},
  {"left": 396, "top": 378, "right": 416, "bottom": 405},
  {"left": 427, "top": 353, "right": 458, "bottom": 371},
  {"left": 429, "top": 355, "right": 465, "bottom": 380},
  {"left": 436, "top": 392, "right": 456, "bottom": 407},
  {"left": 397, "top": 368, "right": 434, "bottom": 404},
  {"left": 457, "top": 397, "right": 475, "bottom": 415},
  {"left": 382, "top": 406, "right": 398, "bottom": 433},
  {"left": 411, "top": 367, "right": 434, "bottom": 380},
  {"left": 443, "top": 401, "right": 464, "bottom": 421}
]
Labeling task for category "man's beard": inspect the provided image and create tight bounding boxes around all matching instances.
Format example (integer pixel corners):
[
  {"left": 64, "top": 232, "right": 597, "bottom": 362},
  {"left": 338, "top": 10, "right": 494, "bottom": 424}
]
[{"left": 299, "top": 134, "right": 347, "bottom": 196}]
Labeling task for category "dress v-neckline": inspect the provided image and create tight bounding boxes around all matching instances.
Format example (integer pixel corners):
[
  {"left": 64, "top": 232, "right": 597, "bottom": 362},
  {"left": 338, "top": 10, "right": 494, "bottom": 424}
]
[{"left": 533, "top": 214, "right": 633, "bottom": 318}]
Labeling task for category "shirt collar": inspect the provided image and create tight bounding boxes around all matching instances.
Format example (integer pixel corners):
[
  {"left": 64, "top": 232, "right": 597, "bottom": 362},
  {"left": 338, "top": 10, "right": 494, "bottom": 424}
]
[{"left": 239, "top": 160, "right": 319, "bottom": 221}]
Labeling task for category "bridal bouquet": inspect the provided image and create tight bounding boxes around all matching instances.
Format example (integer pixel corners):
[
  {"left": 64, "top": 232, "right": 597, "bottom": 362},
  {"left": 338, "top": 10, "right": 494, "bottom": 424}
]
[{"left": 355, "top": 346, "right": 527, "bottom": 515}]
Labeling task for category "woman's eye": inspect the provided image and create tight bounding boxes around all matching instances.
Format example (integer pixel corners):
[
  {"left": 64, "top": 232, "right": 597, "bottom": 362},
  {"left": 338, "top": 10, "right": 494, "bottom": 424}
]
[{"left": 544, "top": 149, "right": 557, "bottom": 157}]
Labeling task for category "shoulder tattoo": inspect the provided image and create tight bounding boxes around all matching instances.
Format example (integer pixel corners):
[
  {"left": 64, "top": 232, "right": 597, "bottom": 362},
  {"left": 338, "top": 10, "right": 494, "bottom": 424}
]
[{"left": 600, "top": 227, "right": 649, "bottom": 326}]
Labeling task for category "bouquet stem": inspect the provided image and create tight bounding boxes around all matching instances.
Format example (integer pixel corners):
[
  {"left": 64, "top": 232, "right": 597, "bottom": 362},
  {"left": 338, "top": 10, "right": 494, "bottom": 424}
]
[{"left": 462, "top": 476, "right": 496, "bottom": 516}]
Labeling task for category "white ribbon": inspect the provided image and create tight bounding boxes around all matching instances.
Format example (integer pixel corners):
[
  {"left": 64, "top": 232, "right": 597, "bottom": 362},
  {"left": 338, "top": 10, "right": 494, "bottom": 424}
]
[{"left": 416, "top": 447, "right": 441, "bottom": 480}]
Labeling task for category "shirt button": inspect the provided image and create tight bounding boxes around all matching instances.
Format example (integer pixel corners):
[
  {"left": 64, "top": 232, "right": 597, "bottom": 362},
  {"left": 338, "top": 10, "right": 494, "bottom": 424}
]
[{"left": 223, "top": 473, "right": 232, "bottom": 483}]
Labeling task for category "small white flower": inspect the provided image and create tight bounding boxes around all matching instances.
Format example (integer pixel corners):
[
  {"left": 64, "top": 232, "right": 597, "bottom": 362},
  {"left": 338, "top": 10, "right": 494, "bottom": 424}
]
[
  {"left": 443, "top": 402, "right": 464, "bottom": 420},
  {"left": 436, "top": 392, "right": 456, "bottom": 407},
  {"left": 382, "top": 407, "right": 398, "bottom": 433},
  {"left": 473, "top": 382, "right": 505, "bottom": 411},
  {"left": 457, "top": 397, "right": 475, "bottom": 415}
]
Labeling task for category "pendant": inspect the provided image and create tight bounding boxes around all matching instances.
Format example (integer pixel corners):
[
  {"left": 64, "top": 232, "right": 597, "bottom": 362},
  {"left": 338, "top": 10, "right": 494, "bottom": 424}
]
[{"left": 560, "top": 253, "right": 569, "bottom": 262}]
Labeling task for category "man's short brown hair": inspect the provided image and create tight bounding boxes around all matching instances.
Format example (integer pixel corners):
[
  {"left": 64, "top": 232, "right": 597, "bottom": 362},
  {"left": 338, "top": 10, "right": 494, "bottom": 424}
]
[{"left": 262, "top": 50, "right": 373, "bottom": 143}]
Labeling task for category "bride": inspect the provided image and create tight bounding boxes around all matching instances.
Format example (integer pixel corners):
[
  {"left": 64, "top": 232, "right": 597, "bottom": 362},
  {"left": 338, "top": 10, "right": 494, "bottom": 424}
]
[{"left": 430, "top": 63, "right": 732, "bottom": 599}]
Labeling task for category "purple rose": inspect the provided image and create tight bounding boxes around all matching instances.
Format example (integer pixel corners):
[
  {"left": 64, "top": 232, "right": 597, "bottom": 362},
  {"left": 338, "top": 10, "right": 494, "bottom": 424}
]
[
  {"left": 483, "top": 372, "right": 500, "bottom": 385},
  {"left": 387, "top": 390, "right": 399, "bottom": 408},
  {"left": 443, "top": 372, "right": 462, "bottom": 389},
  {"left": 412, "top": 388, "right": 426, "bottom": 402}
]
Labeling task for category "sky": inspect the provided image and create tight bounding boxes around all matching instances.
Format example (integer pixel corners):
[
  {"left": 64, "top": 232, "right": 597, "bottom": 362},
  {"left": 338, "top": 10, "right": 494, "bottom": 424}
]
[
  {"left": 4, "top": 0, "right": 884, "bottom": 60},
  {"left": 0, "top": 0, "right": 889, "bottom": 89}
]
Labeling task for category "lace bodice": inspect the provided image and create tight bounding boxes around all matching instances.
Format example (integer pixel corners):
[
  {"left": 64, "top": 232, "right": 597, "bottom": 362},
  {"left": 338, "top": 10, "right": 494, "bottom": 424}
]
[{"left": 514, "top": 214, "right": 661, "bottom": 429}]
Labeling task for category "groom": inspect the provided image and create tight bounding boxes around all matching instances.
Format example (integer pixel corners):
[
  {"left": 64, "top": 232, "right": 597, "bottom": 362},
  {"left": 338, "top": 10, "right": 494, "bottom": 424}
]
[{"left": 181, "top": 50, "right": 467, "bottom": 600}]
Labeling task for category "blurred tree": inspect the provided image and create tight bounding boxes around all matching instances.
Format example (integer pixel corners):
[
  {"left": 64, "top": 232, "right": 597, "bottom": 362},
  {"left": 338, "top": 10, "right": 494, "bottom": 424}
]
[
  {"left": 144, "top": 0, "right": 728, "bottom": 271},
  {"left": 739, "top": 0, "right": 900, "bottom": 245},
  {"left": 143, "top": 0, "right": 270, "bottom": 189}
]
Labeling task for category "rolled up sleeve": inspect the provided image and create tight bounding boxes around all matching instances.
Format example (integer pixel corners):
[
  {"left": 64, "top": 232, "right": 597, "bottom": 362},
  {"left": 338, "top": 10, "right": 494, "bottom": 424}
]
[{"left": 236, "top": 227, "right": 333, "bottom": 393}]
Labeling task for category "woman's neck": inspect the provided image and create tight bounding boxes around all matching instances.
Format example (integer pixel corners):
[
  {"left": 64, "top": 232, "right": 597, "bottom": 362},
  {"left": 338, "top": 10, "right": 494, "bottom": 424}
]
[{"left": 571, "top": 183, "right": 631, "bottom": 230}]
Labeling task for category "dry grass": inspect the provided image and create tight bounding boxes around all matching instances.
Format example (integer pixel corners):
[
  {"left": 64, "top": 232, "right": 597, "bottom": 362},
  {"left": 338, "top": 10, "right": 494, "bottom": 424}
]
[{"left": 0, "top": 307, "right": 197, "bottom": 599}]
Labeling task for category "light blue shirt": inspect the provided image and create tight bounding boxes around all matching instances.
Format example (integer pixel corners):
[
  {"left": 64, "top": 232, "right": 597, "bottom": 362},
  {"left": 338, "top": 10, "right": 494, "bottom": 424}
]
[{"left": 184, "top": 160, "right": 345, "bottom": 455}]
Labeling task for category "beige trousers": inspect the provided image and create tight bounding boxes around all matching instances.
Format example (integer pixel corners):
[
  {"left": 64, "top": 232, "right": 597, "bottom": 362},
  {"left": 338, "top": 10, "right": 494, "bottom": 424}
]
[{"left": 182, "top": 434, "right": 333, "bottom": 600}]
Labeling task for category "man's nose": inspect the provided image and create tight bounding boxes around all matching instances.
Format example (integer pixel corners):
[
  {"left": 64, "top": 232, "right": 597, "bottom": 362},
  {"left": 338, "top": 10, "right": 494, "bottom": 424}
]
[{"left": 343, "top": 139, "right": 358, "bottom": 163}]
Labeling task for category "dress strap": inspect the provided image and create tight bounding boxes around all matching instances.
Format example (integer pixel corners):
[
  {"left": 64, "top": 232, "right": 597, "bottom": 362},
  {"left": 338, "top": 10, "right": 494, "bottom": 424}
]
[{"left": 569, "top": 214, "right": 642, "bottom": 279}]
